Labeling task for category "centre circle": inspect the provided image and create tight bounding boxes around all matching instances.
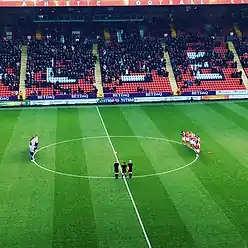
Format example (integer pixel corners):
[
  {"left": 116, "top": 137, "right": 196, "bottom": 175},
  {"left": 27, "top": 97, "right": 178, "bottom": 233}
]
[{"left": 33, "top": 136, "right": 198, "bottom": 179}]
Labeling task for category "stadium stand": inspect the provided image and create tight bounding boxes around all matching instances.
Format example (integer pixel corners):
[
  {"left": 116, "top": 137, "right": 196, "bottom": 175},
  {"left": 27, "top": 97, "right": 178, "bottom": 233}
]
[
  {"left": 234, "top": 40, "right": 248, "bottom": 78},
  {"left": 227, "top": 41, "right": 248, "bottom": 88},
  {"left": 25, "top": 37, "right": 97, "bottom": 98},
  {"left": 166, "top": 34, "right": 246, "bottom": 92},
  {"left": 0, "top": 40, "right": 21, "bottom": 97},
  {"left": 98, "top": 34, "right": 172, "bottom": 94}
]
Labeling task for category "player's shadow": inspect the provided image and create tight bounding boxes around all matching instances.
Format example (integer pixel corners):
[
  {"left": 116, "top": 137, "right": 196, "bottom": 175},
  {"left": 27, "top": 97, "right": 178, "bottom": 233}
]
[{"left": 21, "top": 150, "right": 31, "bottom": 163}]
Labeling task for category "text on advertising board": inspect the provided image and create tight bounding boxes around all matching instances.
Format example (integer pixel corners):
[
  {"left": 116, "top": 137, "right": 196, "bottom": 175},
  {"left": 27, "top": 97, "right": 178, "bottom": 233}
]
[{"left": 1, "top": 0, "right": 247, "bottom": 7}]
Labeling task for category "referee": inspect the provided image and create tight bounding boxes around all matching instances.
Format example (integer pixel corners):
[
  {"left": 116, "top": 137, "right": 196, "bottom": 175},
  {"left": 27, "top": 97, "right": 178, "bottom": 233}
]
[
  {"left": 121, "top": 162, "right": 127, "bottom": 178},
  {"left": 128, "top": 160, "right": 133, "bottom": 179},
  {"left": 114, "top": 161, "right": 119, "bottom": 179}
]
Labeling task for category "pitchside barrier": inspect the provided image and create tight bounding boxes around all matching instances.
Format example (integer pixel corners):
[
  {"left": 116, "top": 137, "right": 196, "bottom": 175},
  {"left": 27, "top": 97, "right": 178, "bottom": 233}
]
[{"left": 1, "top": 90, "right": 248, "bottom": 107}]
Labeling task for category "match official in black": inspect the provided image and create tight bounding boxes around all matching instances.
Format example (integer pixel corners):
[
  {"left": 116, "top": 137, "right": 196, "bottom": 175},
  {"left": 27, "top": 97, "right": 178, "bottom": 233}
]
[
  {"left": 121, "top": 162, "right": 127, "bottom": 178},
  {"left": 128, "top": 160, "right": 133, "bottom": 179},
  {"left": 114, "top": 161, "right": 119, "bottom": 179}
]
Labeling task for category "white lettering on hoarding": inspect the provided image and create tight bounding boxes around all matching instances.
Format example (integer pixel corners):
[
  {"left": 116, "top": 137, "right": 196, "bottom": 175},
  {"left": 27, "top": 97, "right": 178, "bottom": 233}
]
[
  {"left": 0, "top": 97, "right": 9, "bottom": 101},
  {"left": 15, "top": 0, "right": 248, "bottom": 7}
]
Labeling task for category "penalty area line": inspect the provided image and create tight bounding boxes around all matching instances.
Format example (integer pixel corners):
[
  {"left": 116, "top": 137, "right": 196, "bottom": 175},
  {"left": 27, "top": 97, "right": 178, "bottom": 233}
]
[{"left": 96, "top": 106, "right": 153, "bottom": 248}]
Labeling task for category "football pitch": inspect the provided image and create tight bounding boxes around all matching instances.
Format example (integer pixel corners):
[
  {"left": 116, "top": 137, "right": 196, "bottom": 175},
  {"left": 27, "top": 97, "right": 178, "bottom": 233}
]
[{"left": 1, "top": 101, "right": 248, "bottom": 248}]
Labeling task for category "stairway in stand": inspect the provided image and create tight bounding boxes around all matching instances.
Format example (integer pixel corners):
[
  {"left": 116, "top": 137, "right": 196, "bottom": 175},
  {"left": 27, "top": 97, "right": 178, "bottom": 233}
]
[
  {"left": 19, "top": 45, "right": 28, "bottom": 100},
  {"left": 163, "top": 44, "right": 178, "bottom": 93},
  {"left": 228, "top": 41, "right": 248, "bottom": 89},
  {"left": 170, "top": 24, "right": 177, "bottom": 38},
  {"left": 233, "top": 23, "right": 242, "bottom": 40},
  {"left": 93, "top": 44, "right": 104, "bottom": 98},
  {"left": 104, "top": 28, "right": 111, "bottom": 43}
]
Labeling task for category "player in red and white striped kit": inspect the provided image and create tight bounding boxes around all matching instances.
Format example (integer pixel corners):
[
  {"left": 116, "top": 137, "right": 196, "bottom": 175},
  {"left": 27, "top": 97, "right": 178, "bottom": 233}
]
[
  {"left": 181, "top": 131, "right": 200, "bottom": 157},
  {"left": 181, "top": 131, "right": 186, "bottom": 145},
  {"left": 194, "top": 135, "right": 200, "bottom": 157}
]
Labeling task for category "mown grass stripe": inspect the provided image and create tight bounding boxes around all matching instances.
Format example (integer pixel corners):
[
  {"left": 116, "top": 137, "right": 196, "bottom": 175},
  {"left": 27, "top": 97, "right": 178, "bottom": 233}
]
[
  {"left": 223, "top": 102, "right": 248, "bottom": 119},
  {"left": 208, "top": 102, "right": 248, "bottom": 133},
  {"left": 0, "top": 109, "right": 21, "bottom": 165},
  {"left": 201, "top": 103, "right": 248, "bottom": 164},
  {"left": 0, "top": 108, "right": 57, "bottom": 248},
  {"left": 52, "top": 108, "right": 98, "bottom": 248},
  {"left": 142, "top": 104, "right": 246, "bottom": 247},
  {"left": 99, "top": 107, "right": 159, "bottom": 176},
  {"left": 94, "top": 107, "right": 152, "bottom": 248},
  {"left": 180, "top": 103, "right": 248, "bottom": 244},
  {"left": 119, "top": 106, "right": 197, "bottom": 248}
]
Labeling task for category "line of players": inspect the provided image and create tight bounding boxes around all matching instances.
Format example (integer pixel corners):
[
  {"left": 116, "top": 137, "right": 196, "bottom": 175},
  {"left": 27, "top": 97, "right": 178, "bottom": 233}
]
[
  {"left": 181, "top": 131, "right": 200, "bottom": 157},
  {"left": 114, "top": 160, "right": 133, "bottom": 179},
  {"left": 29, "top": 135, "right": 39, "bottom": 161}
]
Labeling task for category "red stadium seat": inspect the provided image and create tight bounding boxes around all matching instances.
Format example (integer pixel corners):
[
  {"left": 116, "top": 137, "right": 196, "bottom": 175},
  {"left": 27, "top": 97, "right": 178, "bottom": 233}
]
[
  {"left": 0, "top": 40, "right": 21, "bottom": 97},
  {"left": 26, "top": 39, "right": 96, "bottom": 98},
  {"left": 168, "top": 40, "right": 246, "bottom": 92}
]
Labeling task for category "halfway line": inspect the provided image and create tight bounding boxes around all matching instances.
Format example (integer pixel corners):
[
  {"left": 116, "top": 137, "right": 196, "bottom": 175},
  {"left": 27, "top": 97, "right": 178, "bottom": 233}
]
[{"left": 96, "top": 106, "right": 153, "bottom": 248}]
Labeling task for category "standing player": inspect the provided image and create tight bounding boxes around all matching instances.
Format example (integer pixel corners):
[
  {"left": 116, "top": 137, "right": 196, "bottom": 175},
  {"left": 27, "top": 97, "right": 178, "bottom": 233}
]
[
  {"left": 181, "top": 131, "right": 186, "bottom": 145},
  {"left": 128, "top": 160, "right": 133, "bottom": 179},
  {"left": 194, "top": 135, "right": 200, "bottom": 157},
  {"left": 29, "top": 141, "right": 35, "bottom": 161},
  {"left": 192, "top": 135, "right": 197, "bottom": 149},
  {"left": 30, "top": 136, "right": 35, "bottom": 146},
  {"left": 197, "top": 135, "right": 201, "bottom": 144},
  {"left": 34, "top": 135, "right": 39, "bottom": 151},
  {"left": 121, "top": 162, "right": 127, "bottom": 178},
  {"left": 185, "top": 131, "right": 190, "bottom": 146},
  {"left": 190, "top": 133, "right": 195, "bottom": 148},
  {"left": 114, "top": 161, "right": 119, "bottom": 179},
  {"left": 195, "top": 141, "right": 200, "bottom": 157}
]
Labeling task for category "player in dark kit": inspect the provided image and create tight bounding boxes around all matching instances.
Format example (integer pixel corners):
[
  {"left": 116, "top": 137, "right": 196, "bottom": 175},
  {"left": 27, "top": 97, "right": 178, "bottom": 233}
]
[
  {"left": 128, "top": 160, "right": 133, "bottom": 179},
  {"left": 114, "top": 161, "right": 119, "bottom": 179},
  {"left": 121, "top": 162, "right": 127, "bottom": 178}
]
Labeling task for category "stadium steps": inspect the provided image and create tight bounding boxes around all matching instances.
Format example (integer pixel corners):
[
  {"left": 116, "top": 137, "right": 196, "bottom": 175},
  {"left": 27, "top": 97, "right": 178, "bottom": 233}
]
[
  {"left": 19, "top": 45, "right": 28, "bottom": 100},
  {"left": 233, "top": 23, "right": 242, "bottom": 40},
  {"left": 170, "top": 24, "right": 177, "bottom": 38},
  {"left": 227, "top": 41, "right": 248, "bottom": 89},
  {"left": 93, "top": 44, "right": 104, "bottom": 98},
  {"left": 104, "top": 28, "right": 111, "bottom": 42},
  {"left": 163, "top": 44, "right": 178, "bottom": 93}
]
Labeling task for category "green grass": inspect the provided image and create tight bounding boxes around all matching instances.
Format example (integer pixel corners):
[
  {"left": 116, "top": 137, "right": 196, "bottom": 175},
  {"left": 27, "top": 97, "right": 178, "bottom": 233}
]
[{"left": 1, "top": 102, "right": 248, "bottom": 248}]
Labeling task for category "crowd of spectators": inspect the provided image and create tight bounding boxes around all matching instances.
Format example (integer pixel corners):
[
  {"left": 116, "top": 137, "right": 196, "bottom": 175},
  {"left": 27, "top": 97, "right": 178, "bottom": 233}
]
[
  {"left": 98, "top": 33, "right": 168, "bottom": 85},
  {"left": 234, "top": 40, "right": 248, "bottom": 68},
  {"left": 26, "top": 36, "right": 97, "bottom": 95},
  {"left": 29, "top": 83, "right": 96, "bottom": 97},
  {"left": 0, "top": 40, "right": 21, "bottom": 93},
  {"left": 166, "top": 35, "right": 240, "bottom": 87}
]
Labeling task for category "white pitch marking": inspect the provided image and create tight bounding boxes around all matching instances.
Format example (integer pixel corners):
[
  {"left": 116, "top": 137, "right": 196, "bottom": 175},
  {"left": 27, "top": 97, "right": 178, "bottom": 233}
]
[
  {"left": 96, "top": 106, "right": 153, "bottom": 248},
  {"left": 32, "top": 136, "right": 113, "bottom": 179},
  {"left": 32, "top": 135, "right": 198, "bottom": 179},
  {"left": 0, "top": 185, "right": 11, "bottom": 188}
]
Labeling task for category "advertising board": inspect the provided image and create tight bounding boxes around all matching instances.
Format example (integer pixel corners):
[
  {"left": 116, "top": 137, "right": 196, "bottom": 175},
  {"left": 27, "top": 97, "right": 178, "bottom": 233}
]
[{"left": 1, "top": 0, "right": 246, "bottom": 7}]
